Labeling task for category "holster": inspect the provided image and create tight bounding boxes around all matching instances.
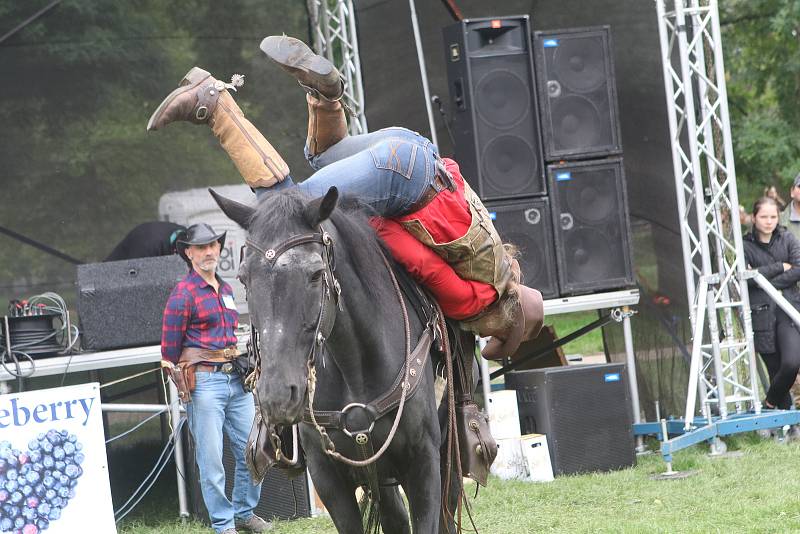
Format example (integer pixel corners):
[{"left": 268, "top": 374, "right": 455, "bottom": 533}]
[
  {"left": 453, "top": 333, "right": 497, "bottom": 486},
  {"left": 169, "top": 346, "right": 238, "bottom": 404},
  {"left": 169, "top": 364, "right": 195, "bottom": 403}
]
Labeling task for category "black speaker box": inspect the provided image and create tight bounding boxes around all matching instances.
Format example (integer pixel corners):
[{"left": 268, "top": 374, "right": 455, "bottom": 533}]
[
  {"left": 486, "top": 198, "right": 558, "bottom": 299},
  {"left": 443, "top": 15, "right": 546, "bottom": 201},
  {"left": 547, "top": 158, "right": 634, "bottom": 295},
  {"left": 184, "top": 429, "right": 312, "bottom": 522},
  {"left": 505, "top": 363, "right": 635, "bottom": 475},
  {"left": 76, "top": 255, "right": 188, "bottom": 351},
  {"left": 534, "top": 26, "right": 622, "bottom": 161}
]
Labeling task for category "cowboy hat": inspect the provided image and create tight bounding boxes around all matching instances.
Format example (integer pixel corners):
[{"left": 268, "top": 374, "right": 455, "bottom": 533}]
[
  {"left": 481, "top": 284, "right": 544, "bottom": 361},
  {"left": 175, "top": 223, "right": 227, "bottom": 264}
]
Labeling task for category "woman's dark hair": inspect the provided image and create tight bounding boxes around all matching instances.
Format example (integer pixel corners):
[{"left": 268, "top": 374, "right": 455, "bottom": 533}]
[{"left": 752, "top": 196, "right": 780, "bottom": 218}]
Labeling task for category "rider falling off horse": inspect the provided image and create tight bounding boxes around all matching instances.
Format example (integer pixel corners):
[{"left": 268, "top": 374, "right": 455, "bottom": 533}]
[{"left": 147, "top": 35, "right": 544, "bottom": 361}]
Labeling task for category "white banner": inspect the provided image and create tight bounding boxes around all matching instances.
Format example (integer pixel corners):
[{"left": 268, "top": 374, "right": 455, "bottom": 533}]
[{"left": 0, "top": 383, "right": 116, "bottom": 534}]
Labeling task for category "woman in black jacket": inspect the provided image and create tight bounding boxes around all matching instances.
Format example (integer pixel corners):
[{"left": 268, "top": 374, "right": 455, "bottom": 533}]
[{"left": 743, "top": 196, "right": 800, "bottom": 409}]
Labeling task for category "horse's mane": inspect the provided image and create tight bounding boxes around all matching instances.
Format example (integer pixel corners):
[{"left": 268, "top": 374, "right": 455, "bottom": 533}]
[{"left": 250, "top": 189, "right": 397, "bottom": 303}]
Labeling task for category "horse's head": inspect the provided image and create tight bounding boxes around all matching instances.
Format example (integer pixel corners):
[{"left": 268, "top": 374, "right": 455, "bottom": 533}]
[{"left": 211, "top": 187, "right": 341, "bottom": 425}]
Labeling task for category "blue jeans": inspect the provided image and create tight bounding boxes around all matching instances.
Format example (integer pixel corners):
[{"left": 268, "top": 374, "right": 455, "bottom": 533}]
[
  {"left": 256, "top": 127, "right": 441, "bottom": 218},
  {"left": 187, "top": 372, "right": 261, "bottom": 533}
]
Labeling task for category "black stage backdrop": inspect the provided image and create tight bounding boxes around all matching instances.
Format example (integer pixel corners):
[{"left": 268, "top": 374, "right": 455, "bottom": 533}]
[{"left": 353, "top": 0, "right": 692, "bottom": 418}]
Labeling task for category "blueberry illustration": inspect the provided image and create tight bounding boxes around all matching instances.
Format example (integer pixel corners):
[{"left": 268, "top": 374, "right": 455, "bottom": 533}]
[
  {"left": 24, "top": 472, "right": 39, "bottom": 485},
  {"left": 0, "top": 517, "right": 11, "bottom": 531},
  {"left": 48, "top": 507, "right": 60, "bottom": 521},
  {"left": 57, "top": 487, "right": 69, "bottom": 499},
  {"left": 21, "top": 485, "right": 32, "bottom": 497},
  {"left": 42, "top": 457, "right": 54, "bottom": 470},
  {"left": 42, "top": 477, "right": 54, "bottom": 489},
  {"left": 0, "top": 489, "right": 8, "bottom": 503},
  {"left": 10, "top": 491, "right": 23, "bottom": 504},
  {"left": 73, "top": 453, "right": 84, "bottom": 465},
  {"left": 14, "top": 515, "right": 25, "bottom": 528}
]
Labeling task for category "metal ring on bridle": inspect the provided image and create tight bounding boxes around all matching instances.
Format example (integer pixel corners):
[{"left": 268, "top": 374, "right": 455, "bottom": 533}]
[{"left": 340, "top": 402, "right": 375, "bottom": 437}]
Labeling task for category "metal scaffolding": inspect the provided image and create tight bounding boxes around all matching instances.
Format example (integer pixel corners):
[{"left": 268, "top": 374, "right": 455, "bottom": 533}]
[
  {"left": 655, "top": 0, "right": 759, "bottom": 428},
  {"left": 307, "top": 0, "right": 368, "bottom": 134}
]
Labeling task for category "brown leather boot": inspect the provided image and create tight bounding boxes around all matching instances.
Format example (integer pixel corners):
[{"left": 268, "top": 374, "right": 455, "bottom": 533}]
[
  {"left": 306, "top": 93, "right": 348, "bottom": 157},
  {"left": 147, "top": 68, "right": 289, "bottom": 189},
  {"left": 259, "top": 35, "right": 344, "bottom": 101}
]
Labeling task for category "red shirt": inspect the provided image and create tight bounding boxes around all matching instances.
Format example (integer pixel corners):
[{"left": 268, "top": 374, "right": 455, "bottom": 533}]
[
  {"left": 161, "top": 269, "right": 239, "bottom": 364},
  {"left": 372, "top": 158, "right": 498, "bottom": 320}
]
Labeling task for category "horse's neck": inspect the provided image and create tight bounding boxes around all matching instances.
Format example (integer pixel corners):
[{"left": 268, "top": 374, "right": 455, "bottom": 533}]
[{"left": 322, "top": 262, "right": 414, "bottom": 403}]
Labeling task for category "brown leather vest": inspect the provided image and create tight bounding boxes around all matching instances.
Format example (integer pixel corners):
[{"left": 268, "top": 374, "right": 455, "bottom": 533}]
[{"left": 398, "top": 182, "right": 514, "bottom": 299}]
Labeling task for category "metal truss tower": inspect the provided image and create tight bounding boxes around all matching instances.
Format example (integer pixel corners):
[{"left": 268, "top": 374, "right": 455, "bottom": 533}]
[
  {"left": 307, "top": 0, "right": 368, "bottom": 135},
  {"left": 655, "top": 0, "right": 760, "bottom": 427}
]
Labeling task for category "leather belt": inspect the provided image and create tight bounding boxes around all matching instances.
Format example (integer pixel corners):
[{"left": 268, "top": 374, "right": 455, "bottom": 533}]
[
  {"left": 195, "top": 362, "right": 236, "bottom": 374},
  {"left": 406, "top": 172, "right": 449, "bottom": 213}
]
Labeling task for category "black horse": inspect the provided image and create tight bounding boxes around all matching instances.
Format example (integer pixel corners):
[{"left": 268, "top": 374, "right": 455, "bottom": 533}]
[{"left": 213, "top": 187, "right": 462, "bottom": 534}]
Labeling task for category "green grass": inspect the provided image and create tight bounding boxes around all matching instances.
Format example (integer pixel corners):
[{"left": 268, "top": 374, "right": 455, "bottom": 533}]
[
  {"left": 116, "top": 433, "right": 800, "bottom": 533},
  {"left": 547, "top": 310, "right": 605, "bottom": 357}
]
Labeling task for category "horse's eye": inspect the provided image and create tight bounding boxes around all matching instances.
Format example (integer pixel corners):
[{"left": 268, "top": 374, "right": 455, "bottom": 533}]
[{"left": 310, "top": 270, "right": 325, "bottom": 283}]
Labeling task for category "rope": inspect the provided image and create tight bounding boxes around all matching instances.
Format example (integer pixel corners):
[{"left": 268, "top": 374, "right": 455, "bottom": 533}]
[{"left": 99, "top": 366, "right": 163, "bottom": 389}]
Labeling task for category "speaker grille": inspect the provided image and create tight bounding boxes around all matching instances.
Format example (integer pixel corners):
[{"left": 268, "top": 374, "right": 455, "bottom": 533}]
[
  {"left": 487, "top": 198, "right": 558, "bottom": 299},
  {"left": 535, "top": 26, "right": 622, "bottom": 161},
  {"left": 505, "top": 364, "right": 635, "bottom": 475},
  {"left": 548, "top": 158, "right": 634, "bottom": 295}
]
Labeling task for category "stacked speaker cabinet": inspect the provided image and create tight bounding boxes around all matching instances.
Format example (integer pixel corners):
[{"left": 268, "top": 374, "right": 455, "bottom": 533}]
[
  {"left": 443, "top": 21, "right": 634, "bottom": 298},
  {"left": 548, "top": 158, "right": 634, "bottom": 294},
  {"left": 443, "top": 16, "right": 546, "bottom": 201},
  {"left": 487, "top": 198, "right": 558, "bottom": 300},
  {"left": 533, "top": 26, "right": 622, "bottom": 162}
]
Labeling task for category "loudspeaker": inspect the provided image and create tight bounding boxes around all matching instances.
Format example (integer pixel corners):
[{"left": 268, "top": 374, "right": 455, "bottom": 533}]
[
  {"left": 184, "top": 429, "right": 312, "bottom": 522},
  {"left": 76, "top": 255, "right": 188, "bottom": 351},
  {"left": 547, "top": 158, "right": 634, "bottom": 295},
  {"left": 443, "top": 16, "right": 546, "bottom": 201},
  {"left": 505, "top": 363, "right": 635, "bottom": 475},
  {"left": 486, "top": 198, "right": 558, "bottom": 299},
  {"left": 534, "top": 26, "right": 622, "bottom": 161}
]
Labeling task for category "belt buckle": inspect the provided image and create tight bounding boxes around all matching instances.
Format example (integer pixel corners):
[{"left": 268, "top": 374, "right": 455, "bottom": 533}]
[
  {"left": 224, "top": 347, "right": 237, "bottom": 359},
  {"left": 221, "top": 362, "right": 234, "bottom": 374}
]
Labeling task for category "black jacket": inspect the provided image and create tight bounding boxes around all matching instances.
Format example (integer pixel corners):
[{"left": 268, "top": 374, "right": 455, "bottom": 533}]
[{"left": 743, "top": 226, "right": 800, "bottom": 352}]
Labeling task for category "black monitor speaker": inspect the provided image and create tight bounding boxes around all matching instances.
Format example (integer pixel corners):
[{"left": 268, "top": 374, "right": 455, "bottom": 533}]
[
  {"left": 505, "top": 363, "right": 636, "bottom": 475},
  {"left": 443, "top": 16, "right": 546, "bottom": 200},
  {"left": 486, "top": 198, "right": 558, "bottom": 299},
  {"left": 547, "top": 158, "right": 634, "bottom": 295},
  {"left": 77, "top": 255, "right": 188, "bottom": 350},
  {"left": 534, "top": 26, "right": 622, "bottom": 161}
]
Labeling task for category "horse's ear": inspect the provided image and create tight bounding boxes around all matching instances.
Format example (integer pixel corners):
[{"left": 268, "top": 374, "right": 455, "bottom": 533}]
[
  {"left": 209, "top": 188, "right": 255, "bottom": 230},
  {"left": 303, "top": 186, "right": 339, "bottom": 228}
]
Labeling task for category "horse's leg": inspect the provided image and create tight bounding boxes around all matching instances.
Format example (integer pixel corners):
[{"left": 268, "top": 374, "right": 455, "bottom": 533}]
[
  {"left": 304, "top": 449, "right": 363, "bottom": 533},
  {"left": 400, "top": 441, "right": 442, "bottom": 533},
  {"left": 377, "top": 485, "right": 410, "bottom": 534}
]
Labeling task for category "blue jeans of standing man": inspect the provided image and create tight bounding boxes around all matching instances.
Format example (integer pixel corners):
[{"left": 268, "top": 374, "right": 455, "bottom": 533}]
[
  {"left": 257, "top": 127, "right": 442, "bottom": 218},
  {"left": 187, "top": 371, "right": 261, "bottom": 534}
]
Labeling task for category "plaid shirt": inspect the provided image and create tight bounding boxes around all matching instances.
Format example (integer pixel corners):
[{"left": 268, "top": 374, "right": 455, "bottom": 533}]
[{"left": 161, "top": 269, "right": 238, "bottom": 364}]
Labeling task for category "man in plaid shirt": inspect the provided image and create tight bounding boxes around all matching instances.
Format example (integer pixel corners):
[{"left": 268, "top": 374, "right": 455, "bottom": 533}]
[{"left": 162, "top": 222, "right": 270, "bottom": 534}]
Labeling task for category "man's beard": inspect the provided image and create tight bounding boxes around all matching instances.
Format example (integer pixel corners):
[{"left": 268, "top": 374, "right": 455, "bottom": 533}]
[{"left": 197, "top": 257, "right": 218, "bottom": 272}]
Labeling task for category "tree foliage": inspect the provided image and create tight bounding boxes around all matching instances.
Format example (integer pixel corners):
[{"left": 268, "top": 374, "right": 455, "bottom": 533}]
[
  {"left": 0, "top": 0, "right": 309, "bottom": 303},
  {"left": 721, "top": 0, "right": 800, "bottom": 196}
]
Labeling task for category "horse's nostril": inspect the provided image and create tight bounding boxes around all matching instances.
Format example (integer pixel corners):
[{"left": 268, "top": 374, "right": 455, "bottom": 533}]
[{"left": 289, "top": 385, "right": 298, "bottom": 404}]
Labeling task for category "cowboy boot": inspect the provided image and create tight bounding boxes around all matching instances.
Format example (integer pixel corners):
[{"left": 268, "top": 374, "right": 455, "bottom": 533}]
[
  {"left": 259, "top": 35, "right": 344, "bottom": 101},
  {"left": 305, "top": 93, "right": 348, "bottom": 157},
  {"left": 146, "top": 68, "right": 290, "bottom": 189}
]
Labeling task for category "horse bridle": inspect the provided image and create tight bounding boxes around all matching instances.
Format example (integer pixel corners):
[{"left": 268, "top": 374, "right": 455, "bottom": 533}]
[
  {"left": 242, "top": 223, "right": 426, "bottom": 469},
  {"left": 242, "top": 224, "right": 342, "bottom": 465}
]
